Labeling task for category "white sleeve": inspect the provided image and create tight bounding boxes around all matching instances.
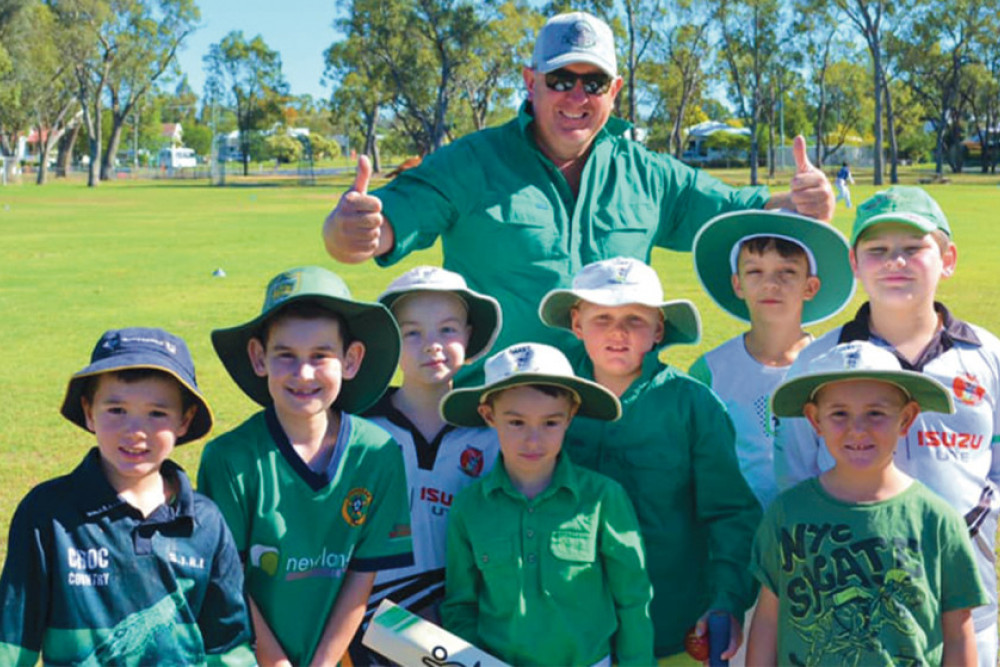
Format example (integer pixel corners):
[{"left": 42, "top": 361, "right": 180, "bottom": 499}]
[{"left": 773, "top": 414, "right": 824, "bottom": 490}]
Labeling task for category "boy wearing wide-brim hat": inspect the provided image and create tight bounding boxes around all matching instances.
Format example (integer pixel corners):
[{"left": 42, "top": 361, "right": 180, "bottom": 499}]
[
  {"left": 773, "top": 187, "right": 1000, "bottom": 666},
  {"left": 197, "top": 266, "right": 414, "bottom": 666},
  {"left": 348, "top": 266, "right": 503, "bottom": 662},
  {"left": 689, "top": 209, "right": 854, "bottom": 511},
  {"left": 539, "top": 256, "right": 761, "bottom": 661},
  {"left": 439, "top": 343, "right": 655, "bottom": 666},
  {"left": 748, "top": 341, "right": 987, "bottom": 666},
  {"left": 0, "top": 327, "right": 254, "bottom": 665}
]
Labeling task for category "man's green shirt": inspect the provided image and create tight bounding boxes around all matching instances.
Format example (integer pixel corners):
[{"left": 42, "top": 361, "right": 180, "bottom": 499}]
[
  {"left": 375, "top": 103, "right": 769, "bottom": 370},
  {"left": 442, "top": 453, "right": 654, "bottom": 666}
]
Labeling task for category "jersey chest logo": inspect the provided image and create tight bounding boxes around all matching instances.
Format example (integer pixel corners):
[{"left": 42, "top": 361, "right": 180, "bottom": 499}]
[
  {"left": 343, "top": 487, "right": 373, "bottom": 526},
  {"left": 952, "top": 373, "right": 986, "bottom": 406},
  {"left": 459, "top": 446, "right": 485, "bottom": 477}
]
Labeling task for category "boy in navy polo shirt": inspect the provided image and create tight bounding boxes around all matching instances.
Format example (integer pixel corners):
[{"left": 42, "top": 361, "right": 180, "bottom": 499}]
[{"left": 0, "top": 327, "right": 253, "bottom": 666}]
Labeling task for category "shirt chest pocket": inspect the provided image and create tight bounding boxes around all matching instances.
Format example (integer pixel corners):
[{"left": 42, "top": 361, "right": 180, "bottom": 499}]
[
  {"left": 542, "top": 529, "right": 600, "bottom": 599},
  {"left": 472, "top": 537, "right": 519, "bottom": 612},
  {"left": 476, "top": 190, "right": 562, "bottom": 262}
]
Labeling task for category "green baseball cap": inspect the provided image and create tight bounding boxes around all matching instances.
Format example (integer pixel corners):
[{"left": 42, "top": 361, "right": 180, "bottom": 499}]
[
  {"left": 440, "top": 343, "right": 621, "bottom": 427},
  {"left": 692, "top": 210, "right": 855, "bottom": 326},
  {"left": 851, "top": 186, "right": 951, "bottom": 245},
  {"left": 211, "top": 266, "right": 400, "bottom": 413},
  {"left": 771, "top": 341, "right": 954, "bottom": 418}
]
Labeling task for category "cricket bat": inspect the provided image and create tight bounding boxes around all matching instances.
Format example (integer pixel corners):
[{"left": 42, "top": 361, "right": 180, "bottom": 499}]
[{"left": 362, "top": 599, "right": 510, "bottom": 667}]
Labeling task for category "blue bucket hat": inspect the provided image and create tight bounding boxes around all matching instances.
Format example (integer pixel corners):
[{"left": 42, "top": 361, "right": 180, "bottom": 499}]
[{"left": 60, "top": 327, "right": 214, "bottom": 445}]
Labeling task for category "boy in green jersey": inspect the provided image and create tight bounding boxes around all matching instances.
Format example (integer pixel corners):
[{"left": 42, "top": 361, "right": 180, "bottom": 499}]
[
  {"left": 198, "top": 266, "right": 414, "bottom": 666},
  {"left": 748, "top": 341, "right": 987, "bottom": 666},
  {"left": 539, "top": 256, "right": 762, "bottom": 662},
  {"left": 440, "top": 342, "right": 654, "bottom": 666}
]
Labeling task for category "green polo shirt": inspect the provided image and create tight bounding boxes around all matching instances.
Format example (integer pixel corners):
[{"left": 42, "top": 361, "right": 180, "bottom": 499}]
[
  {"left": 375, "top": 103, "right": 769, "bottom": 369},
  {"left": 564, "top": 354, "right": 763, "bottom": 658},
  {"left": 441, "top": 453, "right": 654, "bottom": 666}
]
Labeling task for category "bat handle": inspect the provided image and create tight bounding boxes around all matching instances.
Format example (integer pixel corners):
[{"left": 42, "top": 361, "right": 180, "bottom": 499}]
[{"left": 708, "top": 610, "right": 730, "bottom": 667}]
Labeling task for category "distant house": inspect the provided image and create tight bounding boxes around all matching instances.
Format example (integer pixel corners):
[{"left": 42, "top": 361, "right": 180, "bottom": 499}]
[
  {"left": 161, "top": 123, "right": 183, "bottom": 147},
  {"left": 681, "top": 121, "right": 751, "bottom": 165}
]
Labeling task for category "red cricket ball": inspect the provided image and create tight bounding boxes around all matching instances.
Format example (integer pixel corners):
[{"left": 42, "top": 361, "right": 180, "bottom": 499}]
[{"left": 684, "top": 626, "right": 710, "bottom": 662}]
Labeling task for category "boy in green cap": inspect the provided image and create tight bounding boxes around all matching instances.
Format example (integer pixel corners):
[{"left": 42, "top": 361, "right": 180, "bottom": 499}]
[
  {"left": 774, "top": 187, "right": 1000, "bottom": 666},
  {"left": 0, "top": 327, "right": 253, "bottom": 666},
  {"left": 749, "top": 341, "right": 986, "bottom": 666},
  {"left": 538, "top": 256, "right": 761, "bottom": 662},
  {"left": 689, "top": 209, "right": 854, "bottom": 510},
  {"left": 440, "top": 342, "right": 654, "bottom": 666},
  {"left": 198, "top": 266, "right": 414, "bottom": 666}
]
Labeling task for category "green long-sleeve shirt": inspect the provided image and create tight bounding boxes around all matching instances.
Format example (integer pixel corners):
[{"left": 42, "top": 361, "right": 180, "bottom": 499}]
[
  {"left": 374, "top": 103, "right": 769, "bottom": 377},
  {"left": 564, "top": 353, "right": 763, "bottom": 657},
  {"left": 442, "top": 453, "right": 654, "bottom": 666}
]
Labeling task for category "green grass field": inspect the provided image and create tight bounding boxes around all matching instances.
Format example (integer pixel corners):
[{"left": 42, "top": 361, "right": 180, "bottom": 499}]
[{"left": 1, "top": 169, "right": 998, "bottom": 568}]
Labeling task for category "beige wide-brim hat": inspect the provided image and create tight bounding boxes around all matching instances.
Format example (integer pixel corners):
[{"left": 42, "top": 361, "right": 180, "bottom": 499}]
[
  {"left": 771, "top": 341, "right": 954, "bottom": 418},
  {"left": 441, "top": 343, "right": 621, "bottom": 427},
  {"left": 539, "top": 256, "right": 700, "bottom": 349},
  {"left": 378, "top": 265, "right": 502, "bottom": 364}
]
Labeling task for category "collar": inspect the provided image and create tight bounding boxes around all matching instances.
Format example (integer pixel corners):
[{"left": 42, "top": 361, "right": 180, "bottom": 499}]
[
  {"left": 364, "top": 387, "right": 455, "bottom": 470},
  {"left": 265, "top": 405, "right": 350, "bottom": 491},
  {"left": 72, "top": 447, "right": 195, "bottom": 523},
  {"left": 575, "top": 349, "right": 663, "bottom": 399},
  {"left": 838, "top": 301, "right": 981, "bottom": 370},
  {"left": 483, "top": 452, "right": 579, "bottom": 503},
  {"left": 516, "top": 100, "right": 632, "bottom": 144}
]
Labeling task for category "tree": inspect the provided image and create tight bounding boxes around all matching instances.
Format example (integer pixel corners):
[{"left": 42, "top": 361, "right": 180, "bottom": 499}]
[
  {"left": 99, "top": 0, "right": 199, "bottom": 180},
  {"left": 204, "top": 31, "right": 288, "bottom": 176}
]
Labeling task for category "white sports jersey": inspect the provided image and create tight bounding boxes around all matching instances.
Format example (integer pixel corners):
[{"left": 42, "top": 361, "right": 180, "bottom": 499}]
[
  {"left": 364, "top": 389, "right": 500, "bottom": 617},
  {"left": 775, "top": 304, "right": 1000, "bottom": 651},
  {"left": 690, "top": 334, "right": 801, "bottom": 510}
]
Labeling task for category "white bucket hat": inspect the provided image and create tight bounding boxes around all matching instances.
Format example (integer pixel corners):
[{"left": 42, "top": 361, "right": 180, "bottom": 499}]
[
  {"left": 440, "top": 343, "right": 621, "bottom": 427},
  {"left": 539, "top": 256, "right": 701, "bottom": 348},
  {"left": 771, "top": 341, "right": 955, "bottom": 418},
  {"left": 379, "top": 266, "right": 503, "bottom": 364}
]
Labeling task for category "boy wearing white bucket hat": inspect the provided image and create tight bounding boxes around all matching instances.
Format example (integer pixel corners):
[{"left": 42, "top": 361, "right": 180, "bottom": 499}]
[
  {"left": 747, "top": 341, "right": 987, "bottom": 666},
  {"left": 347, "top": 266, "right": 503, "bottom": 663},
  {"left": 774, "top": 187, "right": 1000, "bottom": 666},
  {"left": 539, "top": 256, "right": 761, "bottom": 661},
  {"left": 440, "top": 343, "right": 655, "bottom": 666},
  {"left": 689, "top": 210, "right": 855, "bottom": 511}
]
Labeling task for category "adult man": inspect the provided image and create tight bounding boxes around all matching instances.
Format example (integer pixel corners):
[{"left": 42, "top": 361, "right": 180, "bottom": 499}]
[{"left": 323, "top": 11, "right": 834, "bottom": 366}]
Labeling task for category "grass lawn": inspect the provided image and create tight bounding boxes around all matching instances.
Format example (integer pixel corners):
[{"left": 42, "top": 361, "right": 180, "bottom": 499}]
[{"left": 1, "top": 167, "right": 998, "bottom": 569}]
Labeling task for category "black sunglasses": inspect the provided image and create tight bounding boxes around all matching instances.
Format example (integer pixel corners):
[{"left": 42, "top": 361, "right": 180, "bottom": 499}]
[{"left": 544, "top": 69, "right": 613, "bottom": 96}]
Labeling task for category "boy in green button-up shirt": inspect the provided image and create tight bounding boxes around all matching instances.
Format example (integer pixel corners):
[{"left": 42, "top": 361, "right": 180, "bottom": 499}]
[
  {"left": 540, "top": 257, "right": 763, "bottom": 661},
  {"left": 440, "top": 343, "right": 654, "bottom": 666}
]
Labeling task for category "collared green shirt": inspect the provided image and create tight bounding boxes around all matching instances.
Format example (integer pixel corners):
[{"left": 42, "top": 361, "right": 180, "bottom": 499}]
[
  {"left": 375, "top": 103, "right": 769, "bottom": 372},
  {"left": 564, "top": 354, "right": 763, "bottom": 658},
  {"left": 442, "top": 454, "right": 654, "bottom": 666}
]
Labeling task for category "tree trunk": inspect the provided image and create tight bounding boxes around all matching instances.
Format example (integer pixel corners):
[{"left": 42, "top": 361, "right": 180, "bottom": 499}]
[
  {"left": 871, "top": 46, "right": 884, "bottom": 185},
  {"left": 102, "top": 117, "right": 126, "bottom": 181},
  {"left": 883, "top": 76, "right": 899, "bottom": 183},
  {"left": 57, "top": 123, "right": 81, "bottom": 177},
  {"left": 364, "top": 106, "right": 381, "bottom": 173}
]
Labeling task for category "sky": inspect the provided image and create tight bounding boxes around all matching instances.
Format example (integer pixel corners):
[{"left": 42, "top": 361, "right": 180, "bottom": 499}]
[{"left": 174, "top": 0, "right": 341, "bottom": 102}]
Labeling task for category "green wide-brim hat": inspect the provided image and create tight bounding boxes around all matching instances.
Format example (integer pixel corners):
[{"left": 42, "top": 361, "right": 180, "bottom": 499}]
[
  {"left": 692, "top": 210, "right": 855, "bottom": 326},
  {"left": 441, "top": 343, "right": 621, "bottom": 427},
  {"left": 771, "top": 341, "right": 955, "bottom": 418},
  {"left": 211, "top": 266, "right": 400, "bottom": 413}
]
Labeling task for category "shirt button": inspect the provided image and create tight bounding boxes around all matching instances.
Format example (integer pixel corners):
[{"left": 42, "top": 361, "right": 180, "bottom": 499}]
[
  {"left": 481, "top": 555, "right": 489, "bottom": 564},
  {"left": 527, "top": 554, "right": 536, "bottom": 564},
  {"left": 526, "top": 529, "right": 535, "bottom": 539},
  {"left": 527, "top": 507, "right": 534, "bottom": 514}
]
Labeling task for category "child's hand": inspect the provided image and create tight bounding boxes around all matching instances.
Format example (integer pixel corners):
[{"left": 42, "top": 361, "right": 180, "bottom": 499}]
[{"left": 693, "top": 609, "right": 743, "bottom": 664}]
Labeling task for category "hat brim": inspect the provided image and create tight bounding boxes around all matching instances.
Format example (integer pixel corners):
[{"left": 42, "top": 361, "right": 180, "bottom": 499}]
[
  {"left": 441, "top": 373, "right": 621, "bottom": 427},
  {"left": 693, "top": 210, "right": 855, "bottom": 325},
  {"left": 379, "top": 288, "right": 502, "bottom": 364},
  {"left": 212, "top": 294, "right": 400, "bottom": 414},
  {"left": 539, "top": 290, "right": 701, "bottom": 348},
  {"left": 537, "top": 53, "right": 617, "bottom": 77},
  {"left": 850, "top": 212, "right": 941, "bottom": 245},
  {"left": 771, "top": 369, "right": 955, "bottom": 418},
  {"left": 60, "top": 359, "right": 214, "bottom": 445}
]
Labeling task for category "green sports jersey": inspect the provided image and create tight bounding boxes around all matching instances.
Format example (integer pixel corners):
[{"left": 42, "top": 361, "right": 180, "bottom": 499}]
[
  {"left": 0, "top": 449, "right": 253, "bottom": 666},
  {"left": 198, "top": 408, "right": 414, "bottom": 665},
  {"left": 752, "top": 478, "right": 989, "bottom": 666}
]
